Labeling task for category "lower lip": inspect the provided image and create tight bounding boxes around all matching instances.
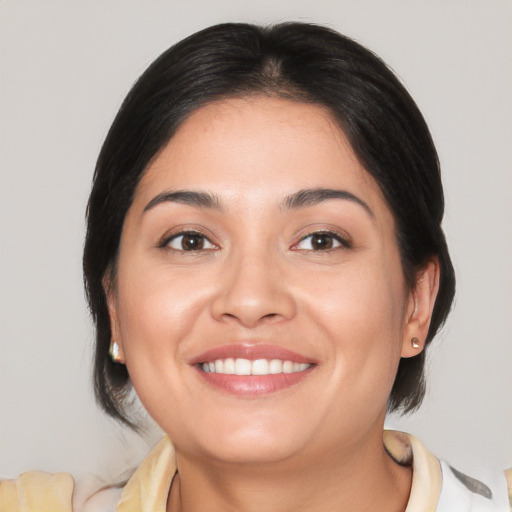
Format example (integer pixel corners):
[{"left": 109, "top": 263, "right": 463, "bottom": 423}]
[{"left": 195, "top": 366, "right": 313, "bottom": 396}]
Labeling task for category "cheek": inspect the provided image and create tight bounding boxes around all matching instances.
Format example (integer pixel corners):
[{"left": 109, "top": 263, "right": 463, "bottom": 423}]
[
  {"left": 113, "top": 264, "right": 217, "bottom": 431},
  {"left": 114, "top": 259, "right": 212, "bottom": 376},
  {"left": 299, "top": 255, "right": 407, "bottom": 384},
  {"left": 302, "top": 260, "right": 405, "bottom": 334}
]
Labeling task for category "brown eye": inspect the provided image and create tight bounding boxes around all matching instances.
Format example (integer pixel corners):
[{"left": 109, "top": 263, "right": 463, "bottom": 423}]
[
  {"left": 166, "top": 232, "right": 216, "bottom": 251},
  {"left": 311, "top": 233, "right": 334, "bottom": 250},
  {"left": 294, "top": 231, "right": 349, "bottom": 251},
  {"left": 181, "top": 233, "right": 204, "bottom": 250}
]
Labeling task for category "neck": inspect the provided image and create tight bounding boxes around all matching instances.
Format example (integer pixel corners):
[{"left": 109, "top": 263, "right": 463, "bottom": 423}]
[{"left": 167, "top": 429, "right": 412, "bottom": 512}]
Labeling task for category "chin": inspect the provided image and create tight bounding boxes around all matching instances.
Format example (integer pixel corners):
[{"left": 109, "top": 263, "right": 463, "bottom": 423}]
[
  {"left": 206, "top": 434, "right": 305, "bottom": 465},
  {"left": 173, "top": 414, "right": 311, "bottom": 465}
]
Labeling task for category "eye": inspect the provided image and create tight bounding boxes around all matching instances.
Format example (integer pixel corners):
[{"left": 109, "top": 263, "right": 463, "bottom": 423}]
[
  {"left": 165, "top": 231, "right": 217, "bottom": 251},
  {"left": 294, "top": 231, "right": 350, "bottom": 251}
]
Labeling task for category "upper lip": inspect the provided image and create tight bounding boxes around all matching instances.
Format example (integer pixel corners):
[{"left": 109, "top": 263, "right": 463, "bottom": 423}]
[{"left": 190, "top": 343, "right": 316, "bottom": 365}]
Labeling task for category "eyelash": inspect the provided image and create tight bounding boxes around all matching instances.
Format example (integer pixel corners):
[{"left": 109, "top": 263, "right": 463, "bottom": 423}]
[{"left": 159, "top": 229, "right": 351, "bottom": 253}]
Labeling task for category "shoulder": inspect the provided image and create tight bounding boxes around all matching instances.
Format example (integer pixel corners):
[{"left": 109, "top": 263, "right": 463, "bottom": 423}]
[
  {"left": 0, "top": 438, "right": 172, "bottom": 512},
  {"left": 0, "top": 470, "right": 126, "bottom": 512},
  {"left": 437, "top": 462, "right": 511, "bottom": 512},
  {"left": 0, "top": 471, "right": 74, "bottom": 511},
  {"left": 384, "top": 430, "right": 511, "bottom": 511}
]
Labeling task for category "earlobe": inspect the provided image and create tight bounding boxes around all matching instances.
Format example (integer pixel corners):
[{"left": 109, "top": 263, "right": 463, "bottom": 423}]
[{"left": 401, "top": 259, "right": 440, "bottom": 358}]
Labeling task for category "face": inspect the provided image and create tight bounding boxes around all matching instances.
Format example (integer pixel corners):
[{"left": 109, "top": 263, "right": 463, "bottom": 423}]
[{"left": 108, "top": 97, "right": 429, "bottom": 466}]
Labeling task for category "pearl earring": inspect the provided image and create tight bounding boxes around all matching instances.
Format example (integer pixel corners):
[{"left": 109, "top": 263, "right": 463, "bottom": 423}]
[
  {"left": 109, "top": 341, "right": 123, "bottom": 363},
  {"left": 411, "top": 337, "right": 420, "bottom": 349}
]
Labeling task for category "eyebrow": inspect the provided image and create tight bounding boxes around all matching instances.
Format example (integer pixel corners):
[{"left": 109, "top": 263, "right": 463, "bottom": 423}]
[
  {"left": 282, "top": 188, "right": 374, "bottom": 217},
  {"left": 143, "top": 190, "right": 221, "bottom": 213},
  {"left": 143, "top": 187, "right": 373, "bottom": 217}
]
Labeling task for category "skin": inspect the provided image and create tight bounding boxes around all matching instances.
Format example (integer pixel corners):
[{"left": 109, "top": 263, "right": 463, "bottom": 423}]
[{"left": 107, "top": 96, "right": 439, "bottom": 512}]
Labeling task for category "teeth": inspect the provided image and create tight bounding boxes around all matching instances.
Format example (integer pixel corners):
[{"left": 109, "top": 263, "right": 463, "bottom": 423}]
[
  {"left": 252, "top": 359, "right": 269, "bottom": 375},
  {"left": 235, "top": 358, "right": 251, "bottom": 375},
  {"left": 224, "top": 357, "right": 235, "bottom": 374},
  {"left": 269, "top": 359, "right": 283, "bottom": 374},
  {"left": 201, "top": 358, "right": 311, "bottom": 375}
]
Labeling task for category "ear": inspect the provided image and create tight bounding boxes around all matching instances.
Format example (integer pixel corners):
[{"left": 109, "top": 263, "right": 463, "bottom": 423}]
[
  {"left": 102, "top": 272, "right": 126, "bottom": 364},
  {"left": 401, "top": 259, "right": 440, "bottom": 358}
]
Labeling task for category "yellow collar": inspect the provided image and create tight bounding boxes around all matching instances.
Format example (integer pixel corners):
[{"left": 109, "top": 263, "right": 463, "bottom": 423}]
[
  {"left": 116, "top": 437, "right": 176, "bottom": 512},
  {"left": 384, "top": 431, "right": 442, "bottom": 511}
]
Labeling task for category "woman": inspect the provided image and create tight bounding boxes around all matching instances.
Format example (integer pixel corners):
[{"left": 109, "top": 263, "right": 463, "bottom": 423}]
[{"left": 1, "top": 22, "right": 510, "bottom": 512}]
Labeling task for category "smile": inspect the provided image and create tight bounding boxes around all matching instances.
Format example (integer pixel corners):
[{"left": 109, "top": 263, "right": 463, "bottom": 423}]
[
  {"left": 201, "top": 358, "right": 311, "bottom": 375},
  {"left": 192, "top": 344, "right": 316, "bottom": 396}
]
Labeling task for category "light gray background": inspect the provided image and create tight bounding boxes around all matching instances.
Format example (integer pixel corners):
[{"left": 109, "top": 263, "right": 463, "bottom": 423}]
[{"left": 1, "top": 0, "right": 511, "bottom": 482}]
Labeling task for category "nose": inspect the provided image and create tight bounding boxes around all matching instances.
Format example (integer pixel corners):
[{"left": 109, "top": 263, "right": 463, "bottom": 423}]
[{"left": 211, "top": 250, "right": 297, "bottom": 328}]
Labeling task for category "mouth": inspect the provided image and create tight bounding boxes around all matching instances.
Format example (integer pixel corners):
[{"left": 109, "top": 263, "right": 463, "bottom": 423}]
[{"left": 191, "top": 344, "right": 316, "bottom": 396}]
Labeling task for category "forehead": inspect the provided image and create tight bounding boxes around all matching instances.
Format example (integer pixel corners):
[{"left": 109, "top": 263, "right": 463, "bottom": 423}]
[{"left": 135, "top": 96, "right": 386, "bottom": 215}]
